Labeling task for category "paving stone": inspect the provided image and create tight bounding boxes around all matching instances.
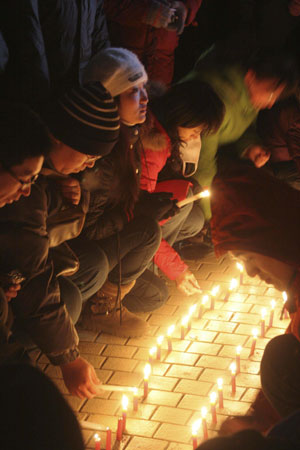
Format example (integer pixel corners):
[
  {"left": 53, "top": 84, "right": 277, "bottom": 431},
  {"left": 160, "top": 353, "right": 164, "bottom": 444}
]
[
  {"left": 197, "top": 355, "right": 232, "bottom": 370},
  {"left": 63, "top": 394, "right": 85, "bottom": 411},
  {"left": 221, "top": 302, "right": 252, "bottom": 313},
  {"left": 188, "top": 342, "right": 222, "bottom": 356},
  {"left": 165, "top": 351, "right": 199, "bottom": 366},
  {"left": 78, "top": 342, "right": 106, "bottom": 354},
  {"left": 241, "top": 388, "right": 260, "bottom": 403},
  {"left": 126, "top": 436, "right": 168, "bottom": 450},
  {"left": 125, "top": 417, "right": 160, "bottom": 437},
  {"left": 231, "top": 312, "right": 261, "bottom": 325},
  {"left": 82, "top": 398, "right": 120, "bottom": 415},
  {"left": 205, "top": 320, "right": 238, "bottom": 333},
  {"left": 145, "top": 390, "right": 182, "bottom": 407},
  {"left": 135, "top": 361, "right": 170, "bottom": 376},
  {"left": 154, "top": 424, "right": 191, "bottom": 443},
  {"left": 167, "top": 442, "right": 192, "bottom": 450},
  {"left": 80, "top": 353, "right": 106, "bottom": 368},
  {"left": 102, "top": 357, "right": 138, "bottom": 372},
  {"left": 148, "top": 314, "right": 179, "bottom": 327},
  {"left": 214, "top": 333, "right": 248, "bottom": 346},
  {"left": 166, "top": 365, "right": 203, "bottom": 380},
  {"left": 96, "top": 334, "right": 128, "bottom": 345},
  {"left": 152, "top": 406, "right": 192, "bottom": 425},
  {"left": 102, "top": 345, "right": 137, "bottom": 358},
  {"left": 148, "top": 375, "right": 179, "bottom": 391},
  {"left": 174, "top": 379, "right": 212, "bottom": 396},
  {"left": 108, "top": 371, "right": 143, "bottom": 387}
]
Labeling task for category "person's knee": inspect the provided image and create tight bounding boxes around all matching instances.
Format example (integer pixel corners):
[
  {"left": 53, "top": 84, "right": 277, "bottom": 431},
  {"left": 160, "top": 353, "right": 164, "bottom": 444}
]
[{"left": 138, "top": 216, "right": 162, "bottom": 249}]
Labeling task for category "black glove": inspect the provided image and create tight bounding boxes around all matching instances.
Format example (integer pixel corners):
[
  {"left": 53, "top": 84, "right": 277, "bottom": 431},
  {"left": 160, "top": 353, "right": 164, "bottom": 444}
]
[{"left": 134, "top": 191, "right": 179, "bottom": 221}]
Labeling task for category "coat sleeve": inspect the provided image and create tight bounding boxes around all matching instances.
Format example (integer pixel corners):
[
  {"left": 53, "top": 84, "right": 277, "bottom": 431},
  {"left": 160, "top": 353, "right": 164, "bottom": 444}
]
[
  {"left": 104, "top": 0, "right": 161, "bottom": 26},
  {"left": 184, "top": 0, "right": 203, "bottom": 25},
  {"left": 0, "top": 183, "right": 79, "bottom": 365},
  {"left": 92, "top": 0, "right": 110, "bottom": 54},
  {"left": 153, "top": 239, "right": 188, "bottom": 280}
]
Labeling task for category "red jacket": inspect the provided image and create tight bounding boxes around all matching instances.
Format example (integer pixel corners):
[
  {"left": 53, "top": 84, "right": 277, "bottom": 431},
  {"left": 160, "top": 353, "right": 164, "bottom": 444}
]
[
  {"left": 140, "top": 114, "right": 189, "bottom": 280},
  {"left": 104, "top": 0, "right": 202, "bottom": 85}
]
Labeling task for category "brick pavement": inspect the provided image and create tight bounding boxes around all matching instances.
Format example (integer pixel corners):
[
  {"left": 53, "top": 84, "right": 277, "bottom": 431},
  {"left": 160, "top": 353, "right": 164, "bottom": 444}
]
[{"left": 31, "top": 252, "right": 288, "bottom": 449}]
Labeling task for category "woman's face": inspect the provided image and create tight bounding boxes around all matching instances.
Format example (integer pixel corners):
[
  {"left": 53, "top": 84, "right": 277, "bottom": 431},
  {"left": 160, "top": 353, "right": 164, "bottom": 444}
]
[
  {"left": 232, "top": 250, "right": 295, "bottom": 291},
  {"left": 177, "top": 125, "right": 204, "bottom": 142},
  {"left": 118, "top": 82, "right": 148, "bottom": 125}
]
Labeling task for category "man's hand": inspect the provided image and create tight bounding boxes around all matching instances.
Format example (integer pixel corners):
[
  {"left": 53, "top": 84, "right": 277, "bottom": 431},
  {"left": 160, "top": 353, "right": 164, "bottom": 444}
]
[
  {"left": 167, "top": 1, "right": 188, "bottom": 35},
  {"left": 176, "top": 269, "right": 202, "bottom": 295},
  {"left": 60, "top": 356, "right": 101, "bottom": 398},
  {"left": 244, "top": 145, "right": 271, "bottom": 168},
  {"left": 58, "top": 178, "right": 81, "bottom": 205},
  {"left": 5, "top": 283, "right": 21, "bottom": 301}
]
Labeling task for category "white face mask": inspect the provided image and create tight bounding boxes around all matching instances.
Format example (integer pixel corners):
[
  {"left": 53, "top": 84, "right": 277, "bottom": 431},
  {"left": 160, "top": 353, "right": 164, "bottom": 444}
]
[{"left": 180, "top": 136, "right": 202, "bottom": 177}]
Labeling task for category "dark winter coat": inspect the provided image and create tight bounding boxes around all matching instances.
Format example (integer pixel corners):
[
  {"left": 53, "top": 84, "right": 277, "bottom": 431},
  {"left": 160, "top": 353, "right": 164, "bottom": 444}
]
[
  {"left": 0, "top": 166, "right": 90, "bottom": 365},
  {"left": 0, "top": 0, "right": 109, "bottom": 107},
  {"left": 104, "top": 0, "right": 202, "bottom": 85}
]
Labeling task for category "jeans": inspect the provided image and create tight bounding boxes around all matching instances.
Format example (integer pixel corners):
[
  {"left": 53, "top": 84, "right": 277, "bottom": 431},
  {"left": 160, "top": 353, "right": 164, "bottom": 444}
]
[
  {"left": 61, "top": 239, "right": 109, "bottom": 324},
  {"left": 261, "top": 334, "right": 300, "bottom": 418}
]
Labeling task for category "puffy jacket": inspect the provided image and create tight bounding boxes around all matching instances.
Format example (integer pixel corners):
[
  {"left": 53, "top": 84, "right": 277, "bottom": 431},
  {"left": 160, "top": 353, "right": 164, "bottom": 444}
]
[
  {"left": 140, "top": 113, "right": 188, "bottom": 279},
  {"left": 0, "top": 0, "right": 109, "bottom": 107},
  {"left": 0, "top": 166, "right": 90, "bottom": 365},
  {"left": 104, "top": 0, "right": 202, "bottom": 85}
]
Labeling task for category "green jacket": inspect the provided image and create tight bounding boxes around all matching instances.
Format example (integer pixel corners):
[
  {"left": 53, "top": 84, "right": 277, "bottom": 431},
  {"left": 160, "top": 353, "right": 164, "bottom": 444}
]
[{"left": 186, "top": 63, "right": 260, "bottom": 218}]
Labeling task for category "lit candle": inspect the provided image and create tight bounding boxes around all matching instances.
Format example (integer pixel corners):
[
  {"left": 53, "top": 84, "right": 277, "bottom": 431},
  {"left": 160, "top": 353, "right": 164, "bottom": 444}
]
[
  {"left": 236, "top": 345, "right": 242, "bottom": 374},
  {"left": 210, "top": 392, "right": 217, "bottom": 424},
  {"left": 224, "top": 278, "right": 238, "bottom": 301},
  {"left": 198, "top": 295, "right": 209, "bottom": 319},
  {"left": 121, "top": 394, "right": 128, "bottom": 431},
  {"left": 188, "top": 304, "right": 197, "bottom": 330},
  {"left": 230, "top": 362, "right": 236, "bottom": 395},
  {"left": 281, "top": 291, "right": 289, "bottom": 319},
  {"left": 167, "top": 324, "right": 175, "bottom": 352},
  {"left": 236, "top": 262, "right": 244, "bottom": 285},
  {"left": 268, "top": 300, "right": 276, "bottom": 328},
  {"left": 105, "top": 428, "right": 111, "bottom": 450},
  {"left": 217, "top": 378, "right": 224, "bottom": 409},
  {"left": 116, "top": 417, "right": 123, "bottom": 442},
  {"left": 191, "top": 419, "right": 201, "bottom": 450},
  {"left": 156, "top": 335, "right": 164, "bottom": 360},
  {"left": 133, "top": 387, "right": 138, "bottom": 412},
  {"left": 260, "top": 307, "right": 267, "bottom": 338},
  {"left": 181, "top": 315, "right": 189, "bottom": 340},
  {"left": 249, "top": 328, "right": 258, "bottom": 357},
  {"left": 210, "top": 285, "right": 220, "bottom": 310},
  {"left": 143, "top": 363, "right": 151, "bottom": 398},
  {"left": 149, "top": 347, "right": 156, "bottom": 364},
  {"left": 201, "top": 406, "right": 208, "bottom": 440},
  {"left": 94, "top": 433, "right": 101, "bottom": 450}
]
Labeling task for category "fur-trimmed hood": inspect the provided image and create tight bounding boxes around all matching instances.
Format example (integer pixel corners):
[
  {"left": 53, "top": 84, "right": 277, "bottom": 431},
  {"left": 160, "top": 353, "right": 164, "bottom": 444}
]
[{"left": 140, "top": 110, "right": 170, "bottom": 152}]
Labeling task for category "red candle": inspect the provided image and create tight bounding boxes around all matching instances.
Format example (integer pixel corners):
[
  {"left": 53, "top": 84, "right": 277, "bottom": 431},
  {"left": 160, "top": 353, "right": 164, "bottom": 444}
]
[
  {"left": 198, "top": 295, "right": 208, "bottom": 319},
  {"left": 133, "top": 388, "right": 138, "bottom": 412},
  {"left": 249, "top": 329, "right": 258, "bottom": 357},
  {"left": 224, "top": 278, "right": 238, "bottom": 302},
  {"left": 143, "top": 363, "right": 151, "bottom": 398},
  {"left": 149, "top": 347, "right": 156, "bottom": 364},
  {"left": 156, "top": 336, "right": 164, "bottom": 360},
  {"left": 230, "top": 362, "right": 236, "bottom": 395},
  {"left": 210, "top": 285, "right": 219, "bottom": 310},
  {"left": 191, "top": 419, "right": 201, "bottom": 450},
  {"left": 217, "top": 378, "right": 224, "bottom": 409},
  {"left": 236, "top": 262, "right": 244, "bottom": 285},
  {"left": 268, "top": 300, "right": 276, "bottom": 328},
  {"left": 94, "top": 433, "right": 101, "bottom": 450},
  {"left": 188, "top": 304, "right": 197, "bottom": 330},
  {"left": 167, "top": 325, "right": 175, "bottom": 352},
  {"left": 116, "top": 418, "right": 123, "bottom": 442},
  {"left": 210, "top": 392, "right": 217, "bottom": 424},
  {"left": 201, "top": 407, "right": 208, "bottom": 440},
  {"left": 121, "top": 394, "right": 128, "bottom": 431},
  {"left": 260, "top": 308, "right": 266, "bottom": 338},
  {"left": 236, "top": 346, "right": 241, "bottom": 374},
  {"left": 282, "top": 292, "right": 289, "bottom": 319},
  {"left": 181, "top": 316, "right": 189, "bottom": 340},
  {"left": 105, "top": 428, "right": 111, "bottom": 450}
]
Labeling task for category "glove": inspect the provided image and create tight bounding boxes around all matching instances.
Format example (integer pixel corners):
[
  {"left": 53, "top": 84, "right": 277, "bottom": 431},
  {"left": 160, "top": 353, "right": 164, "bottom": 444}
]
[
  {"left": 167, "top": 1, "right": 188, "bottom": 35},
  {"left": 144, "top": 0, "right": 176, "bottom": 28},
  {"left": 134, "top": 191, "right": 179, "bottom": 221}
]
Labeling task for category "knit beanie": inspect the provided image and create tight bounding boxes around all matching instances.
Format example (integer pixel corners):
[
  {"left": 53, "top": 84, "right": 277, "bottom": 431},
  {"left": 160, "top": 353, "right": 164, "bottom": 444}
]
[
  {"left": 83, "top": 48, "right": 148, "bottom": 97},
  {"left": 210, "top": 161, "right": 300, "bottom": 267},
  {"left": 41, "top": 82, "right": 120, "bottom": 156}
]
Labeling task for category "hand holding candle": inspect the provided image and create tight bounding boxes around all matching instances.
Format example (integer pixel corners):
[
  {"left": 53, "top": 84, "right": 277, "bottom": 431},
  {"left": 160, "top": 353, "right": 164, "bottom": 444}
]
[
  {"left": 143, "top": 363, "right": 151, "bottom": 398},
  {"left": 217, "top": 378, "right": 224, "bottom": 409},
  {"left": 230, "top": 362, "right": 236, "bottom": 395},
  {"left": 167, "top": 324, "right": 175, "bottom": 352},
  {"left": 210, "top": 392, "right": 217, "bottom": 424}
]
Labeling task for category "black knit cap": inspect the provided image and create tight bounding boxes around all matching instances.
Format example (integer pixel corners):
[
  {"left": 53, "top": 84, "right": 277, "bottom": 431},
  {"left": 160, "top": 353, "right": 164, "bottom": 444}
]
[{"left": 41, "top": 82, "right": 120, "bottom": 156}]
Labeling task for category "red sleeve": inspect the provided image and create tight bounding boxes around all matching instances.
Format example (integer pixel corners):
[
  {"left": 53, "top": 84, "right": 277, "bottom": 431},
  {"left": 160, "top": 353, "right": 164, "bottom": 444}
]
[
  {"left": 184, "top": 0, "right": 203, "bottom": 24},
  {"left": 154, "top": 239, "right": 188, "bottom": 280},
  {"left": 104, "top": 0, "right": 155, "bottom": 26}
]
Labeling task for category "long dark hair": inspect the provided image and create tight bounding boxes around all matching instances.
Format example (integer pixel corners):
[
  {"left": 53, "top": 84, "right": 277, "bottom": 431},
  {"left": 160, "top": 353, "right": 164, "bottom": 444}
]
[{"left": 150, "top": 80, "right": 225, "bottom": 163}]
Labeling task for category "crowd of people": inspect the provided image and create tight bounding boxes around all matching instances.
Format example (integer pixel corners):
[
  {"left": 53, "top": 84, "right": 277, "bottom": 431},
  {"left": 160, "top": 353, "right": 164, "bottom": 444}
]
[{"left": 1, "top": 0, "right": 300, "bottom": 448}]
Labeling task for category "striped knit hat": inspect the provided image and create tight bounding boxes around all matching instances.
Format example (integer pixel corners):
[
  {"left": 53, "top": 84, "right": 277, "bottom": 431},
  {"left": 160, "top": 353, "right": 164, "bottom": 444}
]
[{"left": 41, "top": 82, "right": 120, "bottom": 156}]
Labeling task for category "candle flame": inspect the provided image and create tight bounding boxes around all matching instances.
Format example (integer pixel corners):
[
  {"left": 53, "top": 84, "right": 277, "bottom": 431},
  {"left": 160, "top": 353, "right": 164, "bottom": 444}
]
[
  {"left": 200, "top": 189, "right": 210, "bottom": 198},
  {"left": 230, "top": 362, "right": 237, "bottom": 374},
  {"left": 229, "top": 278, "right": 238, "bottom": 290},
  {"left": 236, "top": 345, "right": 242, "bottom": 355},
  {"left": 271, "top": 299, "right": 276, "bottom": 309},
  {"left": 211, "top": 285, "right": 220, "bottom": 297},
  {"left": 133, "top": 387, "right": 138, "bottom": 396},
  {"left": 261, "top": 307, "right": 267, "bottom": 319},
  {"left": 181, "top": 315, "right": 189, "bottom": 326},
  {"left": 94, "top": 433, "right": 101, "bottom": 442},
  {"left": 188, "top": 304, "right": 197, "bottom": 316},
  {"left": 122, "top": 394, "right": 129, "bottom": 411},
  {"left": 201, "top": 406, "right": 208, "bottom": 418},
  {"left": 144, "top": 363, "right": 151, "bottom": 380},
  {"left": 202, "top": 294, "right": 209, "bottom": 305},
  {"left": 157, "top": 335, "right": 164, "bottom": 346},
  {"left": 167, "top": 324, "right": 175, "bottom": 336},
  {"left": 252, "top": 328, "right": 258, "bottom": 338},
  {"left": 217, "top": 378, "right": 223, "bottom": 389},
  {"left": 236, "top": 262, "right": 244, "bottom": 273},
  {"left": 210, "top": 392, "right": 217, "bottom": 404},
  {"left": 149, "top": 346, "right": 157, "bottom": 357},
  {"left": 282, "top": 291, "right": 288, "bottom": 302},
  {"left": 192, "top": 419, "right": 202, "bottom": 435}
]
